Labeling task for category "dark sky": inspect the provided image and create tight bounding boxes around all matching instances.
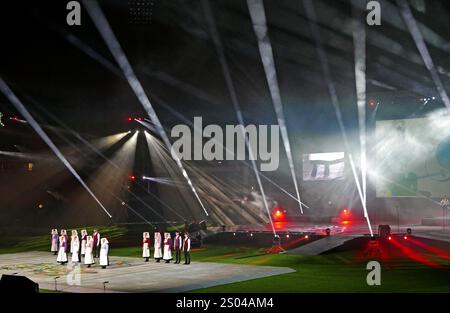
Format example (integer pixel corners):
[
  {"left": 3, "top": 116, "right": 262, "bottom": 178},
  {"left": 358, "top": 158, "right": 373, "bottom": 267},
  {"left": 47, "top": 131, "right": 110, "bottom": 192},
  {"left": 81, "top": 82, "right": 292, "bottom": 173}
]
[{"left": 0, "top": 0, "right": 449, "bottom": 149}]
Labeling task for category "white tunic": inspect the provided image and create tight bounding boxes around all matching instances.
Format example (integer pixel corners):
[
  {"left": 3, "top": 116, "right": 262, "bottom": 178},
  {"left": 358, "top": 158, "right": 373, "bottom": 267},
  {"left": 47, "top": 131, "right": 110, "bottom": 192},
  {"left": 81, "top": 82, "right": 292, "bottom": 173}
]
[
  {"left": 84, "top": 244, "right": 95, "bottom": 265},
  {"left": 57, "top": 237, "right": 67, "bottom": 263},
  {"left": 99, "top": 243, "right": 109, "bottom": 266},
  {"left": 154, "top": 237, "right": 162, "bottom": 259},
  {"left": 51, "top": 235, "right": 59, "bottom": 252},
  {"left": 81, "top": 237, "right": 87, "bottom": 255},
  {"left": 163, "top": 240, "right": 172, "bottom": 260},
  {"left": 71, "top": 238, "right": 80, "bottom": 263},
  {"left": 143, "top": 241, "right": 150, "bottom": 258}
]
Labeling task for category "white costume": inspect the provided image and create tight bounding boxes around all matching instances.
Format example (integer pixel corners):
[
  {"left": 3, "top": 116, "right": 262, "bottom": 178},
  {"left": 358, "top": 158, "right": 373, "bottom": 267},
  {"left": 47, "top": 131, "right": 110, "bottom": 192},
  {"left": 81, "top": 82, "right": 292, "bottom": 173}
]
[
  {"left": 99, "top": 238, "right": 109, "bottom": 268},
  {"left": 80, "top": 229, "right": 87, "bottom": 256},
  {"left": 163, "top": 232, "right": 172, "bottom": 262},
  {"left": 61, "top": 229, "right": 68, "bottom": 253},
  {"left": 51, "top": 229, "right": 59, "bottom": 254},
  {"left": 71, "top": 230, "right": 80, "bottom": 263},
  {"left": 56, "top": 235, "right": 68, "bottom": 264},
  {"left": 142, "top": 232, "right": 150, "bottom": 259},
  {"left": 84, "top": 236, "right": 95, "bottom": 266},
  {"left": 154, "top": 232, "right": 162, "bottom": 261}
]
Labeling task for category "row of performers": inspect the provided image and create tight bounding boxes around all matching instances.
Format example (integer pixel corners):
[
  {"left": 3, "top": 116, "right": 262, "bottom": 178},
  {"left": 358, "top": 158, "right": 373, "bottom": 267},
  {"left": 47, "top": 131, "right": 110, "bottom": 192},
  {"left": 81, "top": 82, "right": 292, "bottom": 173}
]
[
  {"left": 143, "top": 231, "right": 191, "bottom": 264},
  {"left": 51, "top": 229, "right": 109, "bottom": 268},
  {"left": 51, "top": 229, "right": 192, "bottom": 266}
]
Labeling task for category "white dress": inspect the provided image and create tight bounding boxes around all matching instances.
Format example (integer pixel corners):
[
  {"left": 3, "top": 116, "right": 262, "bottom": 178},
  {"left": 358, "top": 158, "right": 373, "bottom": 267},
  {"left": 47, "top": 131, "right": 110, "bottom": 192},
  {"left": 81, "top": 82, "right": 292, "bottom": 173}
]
[
  {"left": 154, "top": 237, "right": 162, "bottom": 259},
  {"left": 57, "top": 238, "right": 67, "bottom": 263},
  {"left": 163, "top": 239, "right": 172, "bottom": 260},
  {"left": 100, "top": 243, "right": 109, "bottom": 266},
  {"left": 84, "top": 243, "right": 95, "bottom": 265},
  {"left": 51, "top": 235, "right": 59, "bottom": 252},
  {"left": 71, "top": 238, "right": 80, "bottom": 263},
  {"left": 143, "top": 240, "right": 150, "bottom": 258},
  {"left": 81, "top": 236, "right": 87, "bottom": 255}
]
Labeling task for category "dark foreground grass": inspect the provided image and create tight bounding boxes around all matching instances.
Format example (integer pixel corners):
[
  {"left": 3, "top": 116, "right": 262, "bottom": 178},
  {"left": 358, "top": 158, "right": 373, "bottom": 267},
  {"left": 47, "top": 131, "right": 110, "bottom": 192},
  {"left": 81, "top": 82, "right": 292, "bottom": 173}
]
[{"left": 108, "top": 244, "right": 450, "bottom": 293}]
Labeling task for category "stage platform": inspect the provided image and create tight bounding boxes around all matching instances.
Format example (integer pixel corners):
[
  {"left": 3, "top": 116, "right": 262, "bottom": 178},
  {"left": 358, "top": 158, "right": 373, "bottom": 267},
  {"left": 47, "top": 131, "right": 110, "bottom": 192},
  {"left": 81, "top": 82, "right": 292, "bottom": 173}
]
[
  {"left": 0, "top": 252, "right": 295, "bottom": 293},
  {"left": 287, "top": 234, "right": 361, "bottom": 255}
]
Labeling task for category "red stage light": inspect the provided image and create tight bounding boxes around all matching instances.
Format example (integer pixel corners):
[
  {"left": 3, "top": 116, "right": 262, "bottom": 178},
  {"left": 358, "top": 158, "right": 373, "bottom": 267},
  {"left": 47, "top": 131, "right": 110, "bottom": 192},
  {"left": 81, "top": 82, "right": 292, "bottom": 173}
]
[
  {"left": 404, "top": 236, "right": 408, "bottom": 240},
  {"left": 341, "top": 220, "right": 350, "bottom": 225},
  {"left": 272, "top": 208, "right": 285, "bottom": 221},
  {"left": 341, "top": 208, "right": 350, "bottom": 216},
  {"left": 129, "top": 175, "right": 136, "bottom": 181},
  {"left": 368, "top": 99, "right": 377, "bottom": 108},
  {"left": 388, "top": 236, "right": 392, "bottom": 240},
  {"left": 304, "top": 235, "right": 309, "bottom": 239},
  {"left": 127, "top": 117, "right": 132, "bottom": 122}
]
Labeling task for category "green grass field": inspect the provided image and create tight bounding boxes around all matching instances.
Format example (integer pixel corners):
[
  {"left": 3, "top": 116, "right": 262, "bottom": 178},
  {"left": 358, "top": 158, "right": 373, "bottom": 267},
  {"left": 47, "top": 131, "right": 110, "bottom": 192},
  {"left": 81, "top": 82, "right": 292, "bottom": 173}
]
[
  {"left": 1, "top": 230, "right": 449, "bottom": 293},
  {"left": 108, "top": 242, "right": 450, "bottom": 293}
]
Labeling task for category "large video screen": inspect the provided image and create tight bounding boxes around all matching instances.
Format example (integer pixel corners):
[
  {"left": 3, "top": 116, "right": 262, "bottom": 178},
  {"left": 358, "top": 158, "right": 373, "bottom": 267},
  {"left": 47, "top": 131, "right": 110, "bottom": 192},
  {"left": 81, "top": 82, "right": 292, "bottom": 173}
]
[
  {"left": 303, "top": 152, "right": 345, "bottom": 181},
  {"left": 375, "top": 112, "right": 450, "bottom": 197}
]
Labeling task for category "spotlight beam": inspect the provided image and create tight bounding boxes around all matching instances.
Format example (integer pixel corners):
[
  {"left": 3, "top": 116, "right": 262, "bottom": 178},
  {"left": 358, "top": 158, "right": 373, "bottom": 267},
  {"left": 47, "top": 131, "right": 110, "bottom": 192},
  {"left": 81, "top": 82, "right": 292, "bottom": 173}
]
[
  {"left": 396, "top": 0, "right": 450, "bottom": 109},
  {"left": 247, "top": 0, "right": 303, "bottom": 213},
  {"left": 83, "top": 0, "right": 209, "bottom": 217},
  {"left": 112, "top": 194, "right": 154, "bottom": 227},
  {"left": 58, "top": 21, "right": 306, "bottom": 207},
  {"left": 0, "top": 77, "right": 112, "bottom": 218},
  {"left": 351, "top": 2, "right": 369, "bottom": 220},
  {"left": 202, "top": 0, "right": 276, "bottom": 236},
  {"left": 304, "top": 0, "right": 372, "bottom": 235}
]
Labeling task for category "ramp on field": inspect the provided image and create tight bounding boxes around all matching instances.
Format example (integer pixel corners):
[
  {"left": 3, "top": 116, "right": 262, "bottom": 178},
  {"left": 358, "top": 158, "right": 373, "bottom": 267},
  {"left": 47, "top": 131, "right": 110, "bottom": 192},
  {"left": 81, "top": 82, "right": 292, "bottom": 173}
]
[{"left": 287, "top": 235, "right": 360, "bottom": 255}]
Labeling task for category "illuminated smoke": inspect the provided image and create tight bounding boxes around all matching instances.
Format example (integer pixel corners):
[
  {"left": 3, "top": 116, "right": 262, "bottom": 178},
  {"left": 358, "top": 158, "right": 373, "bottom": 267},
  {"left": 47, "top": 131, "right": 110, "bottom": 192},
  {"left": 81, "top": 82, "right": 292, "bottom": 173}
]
[
  {"left": 0, "top": 77, "right": 112, "bottom": 218},
  {"left": 396, "top": 0, "right": 450, "bottom": 109},
  {"left": 351, "top": 2, "right": 371, "bottom": 235},
  {"left": 303, "top": 0, "right": 372, "bottom": 235},
  {"left": 247, "top": 0, "right": 304, "bottom": 213},
  {"left": 83, "top": 0, "right": 209, "bottom": 217},
  {"left": 202, "top": 0, "right": 276, "bottom": 235}
]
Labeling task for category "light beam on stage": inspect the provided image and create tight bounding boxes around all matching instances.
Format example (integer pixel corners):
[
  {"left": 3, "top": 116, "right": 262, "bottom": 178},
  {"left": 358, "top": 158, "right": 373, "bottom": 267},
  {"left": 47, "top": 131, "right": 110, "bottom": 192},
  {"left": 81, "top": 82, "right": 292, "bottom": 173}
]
[
  {"left": 83, "top": 0, "right": 209, "bottom": 217},
  {"left": 396, "top": 0, "right": 450, "bottom": 109},
  {"left": 202, "top": 0, "right": 276, "bottom": 236},
  {"left": 351, "top": 2, "right": 372, "bottom": 236},
  {"left": 72, "top": 131, "right": 138, "bottom": 221},
  {"left": 142, "top": 176, "right": 183, "bottom": 186},
  {"left": 303, "top": 0, "right": 372, "bottom": 235},
  {"left": 0, "top": 77, "right": 112, "bottom": 218},
  {"left": 143, "top": 130, "right": 208, "bottom": 221},
  {"left": 57, "top": 23, "right": 305, "bottom": 208},
  {"left": 112, "top": 194, "right": 154, "bottom": 227},
  {"left": 247, "top": 0, "right": 304, "bottom": 213}
]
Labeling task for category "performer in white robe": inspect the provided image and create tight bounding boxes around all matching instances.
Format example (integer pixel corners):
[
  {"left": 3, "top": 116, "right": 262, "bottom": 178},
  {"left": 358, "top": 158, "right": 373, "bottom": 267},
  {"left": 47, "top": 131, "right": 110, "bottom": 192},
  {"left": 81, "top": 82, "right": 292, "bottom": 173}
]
[
  {"left": 84, "top": 236, "right": 95, "bottom": 267},
  {"left": 80, "top": 229, "right": 87, "bottom": 256},
  {"left": 51, "top": 229, "right": 59, "bottom": 255},
  {"left": 153, "top": 232, "right": 162, "bottom": 262},
  {"left": 56, "top": 235, "right": 68, "bottom": 264},
  {"left": 99, "top": 238, "right": 109, "bottom": 269},
  {"left": 163, "top": 232, "right": 172, "bottom": 263},
  {"left": 71, "top": 230, "right": 80, "bottom": 263},
  {"left": 142, "top": 232, "right": 151, "bottom": 262},
  {"left": 61, "top": 229, "right": 68, "bottom": 253}
]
